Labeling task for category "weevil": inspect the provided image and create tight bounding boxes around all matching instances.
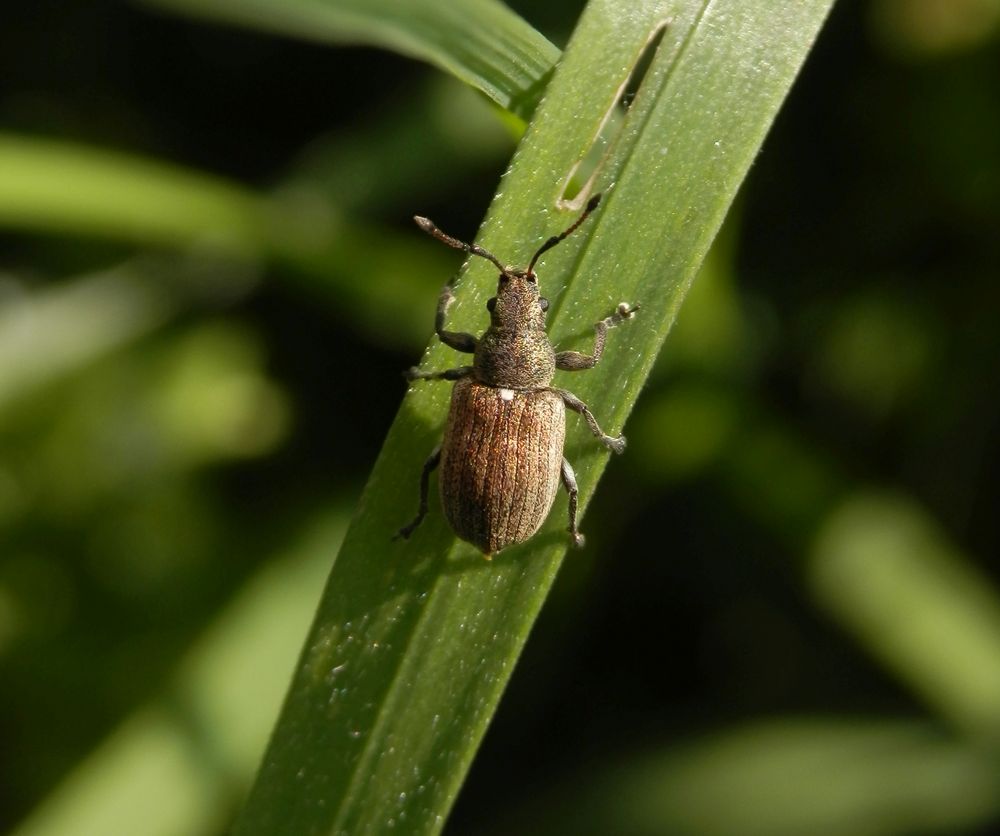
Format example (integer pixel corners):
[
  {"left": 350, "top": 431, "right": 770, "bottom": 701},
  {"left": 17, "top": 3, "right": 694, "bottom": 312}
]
[{"left": 396, "top": 193, "right": 638, "bottom": 556}]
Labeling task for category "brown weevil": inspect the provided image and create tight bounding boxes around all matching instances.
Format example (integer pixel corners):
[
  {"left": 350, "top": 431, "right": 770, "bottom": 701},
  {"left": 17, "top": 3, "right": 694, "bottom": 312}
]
[{"left": 396, "top": 194, "right": 638, "bottom": 556}]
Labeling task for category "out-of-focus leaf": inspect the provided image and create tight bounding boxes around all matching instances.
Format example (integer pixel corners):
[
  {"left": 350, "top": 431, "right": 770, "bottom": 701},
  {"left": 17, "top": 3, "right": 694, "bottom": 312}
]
[
  {"left": 483, "top": 719, "right": 1000, "bottom": 836},
  {"left": 0, "top": 133, "right": 454, "bottom": 348},
  {"left": 0, "top": 135, "right": 266, "bottom": 253},
  {"left": 0, "top": 266, "right": 174, "bottom": 411},
  {"left": 10, "top": 513, "right": 345, "bottom": 836},
  {"left": 813, "top": 492, "right": 1000, "bottom": 739},
  {"left": 136, "top": 0, "right": 559, "bottom": 120}
]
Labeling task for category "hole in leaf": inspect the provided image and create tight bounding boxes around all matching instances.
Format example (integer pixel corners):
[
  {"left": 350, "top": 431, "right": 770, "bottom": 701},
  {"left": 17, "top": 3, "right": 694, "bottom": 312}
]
[{"left": 559, "top": 21, "right": 671, "bottom": 207}]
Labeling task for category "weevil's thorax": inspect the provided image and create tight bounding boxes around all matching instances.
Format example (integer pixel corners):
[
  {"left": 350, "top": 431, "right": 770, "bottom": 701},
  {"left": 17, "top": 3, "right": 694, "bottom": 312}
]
[{"left": 473, "top": 268, "right": 555, "bottom": 389}]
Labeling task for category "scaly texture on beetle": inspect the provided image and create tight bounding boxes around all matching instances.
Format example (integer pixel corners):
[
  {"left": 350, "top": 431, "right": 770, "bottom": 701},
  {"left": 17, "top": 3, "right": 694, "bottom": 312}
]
[
  {"left": 440, "top": 380, "right": 564, "bottom": 554},
  {"left": 395, "top": 193, "right": 638, "bottom": 556}
]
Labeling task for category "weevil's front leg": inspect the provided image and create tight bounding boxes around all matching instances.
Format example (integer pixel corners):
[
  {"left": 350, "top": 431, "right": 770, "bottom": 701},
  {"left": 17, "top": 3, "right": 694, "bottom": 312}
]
[
  {"left": 395, "top": 444, "right": 441, "bottom": 541},
  {"left": 555, "top": 302, "right": 639, "bottom": 371},
  {"left": 561, "top": 458, "right": 585, "bottom": 548},
  {"left": 435, "top": 280, "right": 477, "bottom": 353},
  {"left": 551, "top": 387, "right": 626, "bottom": 454},
  {"left": 405, "top": 365, "right": 474, "bottom": 383},
  {"left": 406, "top": 281, "right": 478, "bottom": 381}
]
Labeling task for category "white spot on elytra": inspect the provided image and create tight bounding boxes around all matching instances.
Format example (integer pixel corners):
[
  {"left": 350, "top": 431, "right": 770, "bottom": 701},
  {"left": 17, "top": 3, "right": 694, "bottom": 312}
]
[{"left": 499, "top": 388, "right": 514, "bottom": 401}]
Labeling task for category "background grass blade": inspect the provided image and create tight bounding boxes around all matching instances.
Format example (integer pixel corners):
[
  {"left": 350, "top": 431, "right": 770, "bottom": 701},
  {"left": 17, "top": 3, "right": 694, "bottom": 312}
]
[
  {"left": 0, "top": 135, "right": 266, "bottom": 253},
  {"left": 232, "top": 0, "right": 836, "bottom": 834},
  {"left": 10, "top": 513, "right": 344, "bottom": 836},
  {"left": 478, "top": 718, "right": 1000, "bottom": 836},
  {"left": 136, "top": 0, "right": 559, "bottom": 119}
]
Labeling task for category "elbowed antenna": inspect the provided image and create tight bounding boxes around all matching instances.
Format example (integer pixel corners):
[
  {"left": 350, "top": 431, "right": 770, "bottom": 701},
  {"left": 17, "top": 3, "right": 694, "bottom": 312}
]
[
  {"left": 526, "top": 192, "right": 602, "bottom": 274},
  {"left": 414, "top": 216, "right": 508, "bottom": 275}
]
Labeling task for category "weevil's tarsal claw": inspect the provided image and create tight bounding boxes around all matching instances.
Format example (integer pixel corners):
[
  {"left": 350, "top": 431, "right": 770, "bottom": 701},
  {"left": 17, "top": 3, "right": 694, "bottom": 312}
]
[{"left": 605, "top": 434, "right": 626, "bottom": 454}]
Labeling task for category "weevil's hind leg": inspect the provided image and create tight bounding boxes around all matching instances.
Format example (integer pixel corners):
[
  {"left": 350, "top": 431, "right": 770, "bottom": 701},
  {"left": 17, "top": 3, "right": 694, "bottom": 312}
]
[
  {"left": 561, "top": 458, "right": 585, "bottom": 548},
  {"left": 405, "top": 365, "right": 474, "bottom": 383},
  {"left": 551, "top": 387, "right": 626, "bottom": 454},
  {"left": 395, "top": 444, "right": 442, "bottom": 541},
  {"left": 555, "top": 302, "right": 639, "bottom": 371},
  {"left": 434, "top": 279, "right": 478, "bottom": 353}
]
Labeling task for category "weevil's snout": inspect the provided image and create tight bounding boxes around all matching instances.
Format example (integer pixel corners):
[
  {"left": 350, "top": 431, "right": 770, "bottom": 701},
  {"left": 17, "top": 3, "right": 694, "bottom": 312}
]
[{"left": 497, "top": 268, "right": 541, "bottom": 297}]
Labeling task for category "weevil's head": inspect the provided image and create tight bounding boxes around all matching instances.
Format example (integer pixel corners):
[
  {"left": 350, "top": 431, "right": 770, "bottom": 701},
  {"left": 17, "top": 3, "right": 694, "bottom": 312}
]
[
  {"left": 416, "top": 194, "right": 602, "bottom": 337},
  {"left": 486, "top": 266, "right": 548, "bottom": 331},
  {"left": 483, "top": 193, "right": 602, "bottom": 332}
]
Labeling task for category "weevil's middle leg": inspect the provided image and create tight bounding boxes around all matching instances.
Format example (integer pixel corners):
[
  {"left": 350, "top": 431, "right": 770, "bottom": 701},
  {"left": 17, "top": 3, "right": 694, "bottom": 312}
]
[
  {"left": 395, "top": 444, "right": 442, "bottom": 541},
  {"left": 561, "top": 458, "right": 585, "bottom": 548},
  {"left": 556, "top": 302, "right": 639, "bottom": 371},
  {"left": 551, "top": 387, "right": 626, "bottom": 454}
]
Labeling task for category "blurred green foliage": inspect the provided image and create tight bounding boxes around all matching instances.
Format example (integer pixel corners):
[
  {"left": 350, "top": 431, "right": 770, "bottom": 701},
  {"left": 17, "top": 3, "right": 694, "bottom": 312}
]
[{"left": 2, "top": 0, "right": 1000, "bottom": 835}]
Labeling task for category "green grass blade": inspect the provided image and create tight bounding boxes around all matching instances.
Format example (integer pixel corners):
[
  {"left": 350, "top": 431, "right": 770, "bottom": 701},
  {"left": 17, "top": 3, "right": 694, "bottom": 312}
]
[
  {"left": 483, "top": 719, "right": 1000, "bottom": 836},
  {"left": 233, "top": 1, "right": 835, "bottom": 834},
  {"left": 0, "top": 264, "right": 175, "bottom": 411},
  {"left": 813, "top": 492, "right": 1000, "bottom": 738},
  {"left": 136, "top": 0, "right": 559, "bottom": 119},
  {"left": 0, "top": 135, "right": 267, "bottom": 253},
  {"left": 10, "top": 512, "right": 344, "bottom": 836},
  {"left": 0, "top": 131, "right": 485, "bottom": 352}
]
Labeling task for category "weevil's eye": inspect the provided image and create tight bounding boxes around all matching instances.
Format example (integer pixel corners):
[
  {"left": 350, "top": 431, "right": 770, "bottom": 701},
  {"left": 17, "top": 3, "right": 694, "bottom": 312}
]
[
  {"left": 486, "top": 297, "right": 496, "bottom": 312},
  {"left": 498, "top": 273, "right": 509, "bottom": 283},
  {"left": 539, "top": 297, "right": 549, "bottom": 312}
]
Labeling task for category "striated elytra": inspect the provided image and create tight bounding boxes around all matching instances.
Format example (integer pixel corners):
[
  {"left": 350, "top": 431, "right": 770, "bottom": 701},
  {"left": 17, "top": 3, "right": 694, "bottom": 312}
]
[
  {"left": 396, "top": 194, "right": 638, "bottom": 557},
  {"left": 440, "top": 380, "right": 565, "bottom": 554}
]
